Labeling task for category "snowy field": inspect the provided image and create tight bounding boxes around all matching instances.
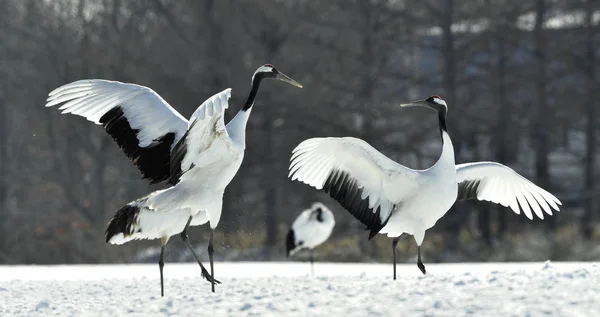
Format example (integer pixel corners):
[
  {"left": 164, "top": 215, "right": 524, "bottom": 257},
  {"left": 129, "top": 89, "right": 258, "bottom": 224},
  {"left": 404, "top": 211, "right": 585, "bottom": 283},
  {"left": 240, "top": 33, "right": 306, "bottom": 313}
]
[{"left": 1, "top": 261, "right": 598, "bottom": 317}]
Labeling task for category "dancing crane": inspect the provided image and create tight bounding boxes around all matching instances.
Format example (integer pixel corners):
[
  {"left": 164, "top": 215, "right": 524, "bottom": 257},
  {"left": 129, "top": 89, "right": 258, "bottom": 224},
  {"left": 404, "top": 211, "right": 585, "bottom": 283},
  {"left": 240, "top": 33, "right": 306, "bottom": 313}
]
[
  {"left": 46, "top": 64, "right": 302, "bottom": 294},
  {"left": 288, "top": 95, "right": 561, "bottom": 280}
]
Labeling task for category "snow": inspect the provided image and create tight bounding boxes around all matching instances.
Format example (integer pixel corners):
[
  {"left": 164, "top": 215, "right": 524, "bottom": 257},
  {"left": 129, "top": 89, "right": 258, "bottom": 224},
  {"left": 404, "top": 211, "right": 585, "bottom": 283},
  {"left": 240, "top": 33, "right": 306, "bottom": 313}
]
[{"left": 1, "top": 261, "right": 599, "bottom": 316}]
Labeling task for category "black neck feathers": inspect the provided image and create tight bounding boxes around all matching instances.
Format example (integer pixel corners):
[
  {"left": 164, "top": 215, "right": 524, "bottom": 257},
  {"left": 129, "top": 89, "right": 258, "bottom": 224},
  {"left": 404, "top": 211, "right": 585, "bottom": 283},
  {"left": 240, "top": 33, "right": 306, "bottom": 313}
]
[
  {"left": 315, "top": 209, "right": 323, "bottom": 222},
  {"left": 438, "top": 108, "right": 448, "bottom": 138},
  {"left": 242, "top": 73, "right": 265, "bottom": 111}
]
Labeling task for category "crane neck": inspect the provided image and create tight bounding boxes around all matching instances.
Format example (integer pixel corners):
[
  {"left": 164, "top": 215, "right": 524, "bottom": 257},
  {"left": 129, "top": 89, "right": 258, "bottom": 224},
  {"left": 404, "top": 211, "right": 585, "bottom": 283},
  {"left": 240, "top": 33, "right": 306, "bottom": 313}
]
[
  {"left": 242, "top": 75, "right": 264, "bottom": 111},
  {"left": 438, "top": 109, "right": 448, "bottom": 137},
  {"left": 226, "top": 75, "right": 265, "bottom": 149},
  {"left": 434, "top": 109, "right": 455, "bottom": 169}
]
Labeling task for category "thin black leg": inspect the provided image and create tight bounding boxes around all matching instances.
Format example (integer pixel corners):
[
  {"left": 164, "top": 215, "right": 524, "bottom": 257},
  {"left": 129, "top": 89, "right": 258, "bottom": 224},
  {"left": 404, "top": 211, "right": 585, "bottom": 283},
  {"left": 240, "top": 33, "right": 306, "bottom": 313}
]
[
  {"left": 159, "top": 243, "right": 165, "bottom": 297},
  {"left": 417, "top": 246, "right": 426, "bottom": 274},
  {"left": 309, "top": 249, "right": 314, "bottom": 277},
  {"left": 208, "top": 229, "right": 215, "bottom": 293},
  {"left": 392, "top": 237, "right": 400, "bottom": 280},
  {"left": 180, "top": 216, "right": 221, "bottom": 285}
]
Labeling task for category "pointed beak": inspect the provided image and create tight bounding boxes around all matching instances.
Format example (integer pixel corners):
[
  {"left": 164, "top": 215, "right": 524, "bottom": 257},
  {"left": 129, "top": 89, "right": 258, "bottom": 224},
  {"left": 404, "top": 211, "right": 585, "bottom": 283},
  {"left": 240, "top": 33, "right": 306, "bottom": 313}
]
[
  {"left": 400, "top": 100, "right": 432, "bottom": 109},
  {"left": 275, "top": 72, "right": 303, "bottom": 88}
]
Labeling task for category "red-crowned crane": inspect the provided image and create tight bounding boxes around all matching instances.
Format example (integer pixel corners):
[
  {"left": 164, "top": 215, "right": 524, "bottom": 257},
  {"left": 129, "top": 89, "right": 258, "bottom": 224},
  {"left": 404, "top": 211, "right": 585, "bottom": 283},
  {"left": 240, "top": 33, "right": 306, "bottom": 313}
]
[
  {"left": 46, "top": 64, "right": 302, "bottom": 295},
  {"left": 288, "top": 95, "right": 561, "bottom": 280},
  {"left": 286, "top": 202, "right": 335, "bottom": 276}
]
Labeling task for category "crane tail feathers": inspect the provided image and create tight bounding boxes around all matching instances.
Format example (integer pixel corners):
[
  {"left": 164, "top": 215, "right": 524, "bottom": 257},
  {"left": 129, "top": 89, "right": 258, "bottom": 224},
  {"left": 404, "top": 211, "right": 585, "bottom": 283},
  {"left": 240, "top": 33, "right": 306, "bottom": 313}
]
[{"left": 105, "top": 204, "right": 141, "bottom": 244}]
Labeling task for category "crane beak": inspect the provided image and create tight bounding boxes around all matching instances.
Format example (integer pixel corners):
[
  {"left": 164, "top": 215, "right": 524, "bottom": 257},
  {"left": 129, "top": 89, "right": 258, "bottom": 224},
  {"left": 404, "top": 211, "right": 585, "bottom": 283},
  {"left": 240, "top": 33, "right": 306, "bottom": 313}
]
[
  {"left": 275, "top": 72, "right": 303, "bottom": 88},
  {"left": 400, "top": 100, "right": 431, "bottom": 109}
]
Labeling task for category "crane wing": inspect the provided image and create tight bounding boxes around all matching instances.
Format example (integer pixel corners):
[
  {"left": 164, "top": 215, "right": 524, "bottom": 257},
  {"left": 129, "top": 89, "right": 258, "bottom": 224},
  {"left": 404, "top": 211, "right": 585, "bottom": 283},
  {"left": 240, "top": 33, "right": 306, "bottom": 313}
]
[
  {"left": 169, "top": 89, "right": 232, "bottom": 183},
  {"left": 45, "top": 79, "right": 188, "bottom": 184},
  {"left": 455, "top": 162, "right": 562, "bottom": 220},
  {"left": 289, "top": 137, "right": 419, "bottom": 239}
]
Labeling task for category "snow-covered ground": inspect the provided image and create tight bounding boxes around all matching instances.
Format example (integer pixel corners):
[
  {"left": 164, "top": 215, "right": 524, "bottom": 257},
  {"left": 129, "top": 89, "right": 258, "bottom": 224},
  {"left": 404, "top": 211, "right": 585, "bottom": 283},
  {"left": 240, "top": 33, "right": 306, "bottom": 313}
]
[{"left": 1, "top": 261, "right": 598, "bottom": 317}]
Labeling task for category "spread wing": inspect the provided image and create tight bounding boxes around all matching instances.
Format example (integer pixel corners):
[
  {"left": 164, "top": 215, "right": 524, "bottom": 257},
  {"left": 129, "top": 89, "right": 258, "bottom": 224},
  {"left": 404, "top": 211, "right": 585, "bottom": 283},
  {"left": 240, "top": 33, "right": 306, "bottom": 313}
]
[
  {"left": 169, "top": 89, "right": 232, "bottom": 183},
  {"left": 289, "top": 137, "right": 419, "bottom": 239},
  {"left": 45, "top": 79, "right": 188, "bottom": 184},
  {"left": 456, "top": 162, "right": 562, "bottom": 220}
]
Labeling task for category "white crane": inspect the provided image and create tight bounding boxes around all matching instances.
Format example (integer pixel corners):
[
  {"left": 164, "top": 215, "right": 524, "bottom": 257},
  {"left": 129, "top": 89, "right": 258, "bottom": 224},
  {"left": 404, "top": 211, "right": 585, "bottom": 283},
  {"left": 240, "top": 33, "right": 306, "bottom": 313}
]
[
  {"left": 45, "top": 64, "right": 302, "bottom": 295},
  {"left": 286, "top": 202, "right": 335, "bottom": 276},
  {"left": 288, "top": 95, "right": 561, "bottom": 280}
]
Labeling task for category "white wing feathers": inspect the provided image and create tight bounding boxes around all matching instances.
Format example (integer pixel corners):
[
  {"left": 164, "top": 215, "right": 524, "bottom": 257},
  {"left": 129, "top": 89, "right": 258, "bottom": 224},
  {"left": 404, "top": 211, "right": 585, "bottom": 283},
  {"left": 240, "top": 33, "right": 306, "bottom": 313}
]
[
  {"left": 455, "top": 162, "right": 562, "bottom": 220},
  {"left": 45, "top": 79, "right": 188, "bottom": 147},
  {"left": 182, "top": 89, "right": 231, "bottom": 171},
  {"left": 289, "top": 137, "right": 418, "bottom": 232},
  {"left": 189, "top": 88, "right": 231, "bottom": 123},
  {"left": 169, "top": 89, "right": 232, "bottom": 182}
]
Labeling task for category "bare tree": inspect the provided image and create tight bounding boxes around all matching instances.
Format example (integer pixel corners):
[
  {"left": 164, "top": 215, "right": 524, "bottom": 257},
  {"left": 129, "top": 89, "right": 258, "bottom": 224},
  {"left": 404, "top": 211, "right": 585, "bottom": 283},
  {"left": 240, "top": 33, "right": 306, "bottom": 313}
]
[
  {"left": 0, "top": 94, "right": 6, "bottom": 252},
  {"left": 532, "top": 0, "right": 554, "bottom": 229},
  {"left": 581, "top": 0, "right": 597, "bottom": 239}
]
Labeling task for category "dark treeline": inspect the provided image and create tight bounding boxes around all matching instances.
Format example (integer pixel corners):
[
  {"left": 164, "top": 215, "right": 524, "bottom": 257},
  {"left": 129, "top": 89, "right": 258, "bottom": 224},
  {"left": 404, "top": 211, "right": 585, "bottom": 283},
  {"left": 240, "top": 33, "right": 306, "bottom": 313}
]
[{"left": 0, "top": 0, "right": 598, "bottom": 264}]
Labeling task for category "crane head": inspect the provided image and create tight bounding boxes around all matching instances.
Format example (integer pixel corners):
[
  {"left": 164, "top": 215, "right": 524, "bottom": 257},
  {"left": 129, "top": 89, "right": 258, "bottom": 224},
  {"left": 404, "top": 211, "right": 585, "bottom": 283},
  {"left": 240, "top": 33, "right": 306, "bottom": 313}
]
[
  {"left": 400, "top": 95, "right": 447, "bottom": 113},
  {"left": 252, "top": 64, "right": 303, "bottom": 88},
  {"left": 310, "top": 202, "right": 331, "bottom": 223}
]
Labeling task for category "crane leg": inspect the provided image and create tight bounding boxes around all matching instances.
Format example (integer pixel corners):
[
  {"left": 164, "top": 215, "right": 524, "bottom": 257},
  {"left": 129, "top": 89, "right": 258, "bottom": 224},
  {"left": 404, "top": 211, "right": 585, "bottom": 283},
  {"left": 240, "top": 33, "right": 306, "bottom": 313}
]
[
  {"left": 309, "top": 249, "right": 314, "bottom": 277},
  {"left": 159, "top": 240, "right": 166, "bottom": 297},
  {"left": 392, "top": 237, "right": 400, "bottom": 280},
  {"left": 417, "top": 246, "right": 426, "bottom": 274},
  {"left": 180, "top": 216, "right": 221, "bottom": 285},
  {"left": 208, "top": 229, "right": 215, "bottom": 293}
]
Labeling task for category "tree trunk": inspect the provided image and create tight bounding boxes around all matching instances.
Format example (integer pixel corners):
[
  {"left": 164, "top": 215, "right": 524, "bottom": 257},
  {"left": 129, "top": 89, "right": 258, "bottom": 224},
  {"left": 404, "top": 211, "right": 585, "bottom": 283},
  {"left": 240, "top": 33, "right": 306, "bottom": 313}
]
[
  {"left": 533, "top": 0, "right": 553, "bottom": 228},
  {"left": 582, "top": 0, "right": 596, "bottom": 239},
  {"left": 490, "top": 5, "right": 512, "bottom": 238},
  {"left": 263, "top": 113, "right": 278, "bottom": 259},
  {"left": 494, "top": 10, "right": 509, "bottom": 239},
  {"left": 0, "top": 94, "right": 6, "bottom": 251},
  {"left": 260, "top": 29, "right": 288, "bottom": 259}
]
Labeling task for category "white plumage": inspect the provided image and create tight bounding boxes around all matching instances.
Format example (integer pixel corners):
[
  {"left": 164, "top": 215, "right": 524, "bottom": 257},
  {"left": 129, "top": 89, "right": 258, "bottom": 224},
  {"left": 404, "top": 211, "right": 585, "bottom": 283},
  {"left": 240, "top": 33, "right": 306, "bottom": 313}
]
[
  {"left": 105, "top": 190, "right": 200, "bottom": 246},
  {"left": 288, "top": 95, "right": 561, "bottom": 279},
  {"left": 286, "top": 202, "right": 335, "bottom": 276},
  {"left": 286, "top": 202, "right": 335, "bottom": 256},
  {"left": 46, "top": 79, "right": 188, "bottom": 141},
  {"left": 455, "top": 162, "right": 561, "bottom": 220},
  {"left": 289, "top": 137, "right": 417, "bottom": 229},
  {"left": 45, "top": 64, "right": 302, "bottom": 295}
]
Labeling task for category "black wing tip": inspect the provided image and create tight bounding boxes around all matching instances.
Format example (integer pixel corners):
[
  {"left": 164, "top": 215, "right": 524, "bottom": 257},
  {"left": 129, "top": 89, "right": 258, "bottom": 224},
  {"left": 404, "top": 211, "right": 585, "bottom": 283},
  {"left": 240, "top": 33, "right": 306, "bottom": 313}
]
[
  {"left": 457, "top": 179, "right": 481, "bottom": 201},
  {"left": 368, "top": 228, "right": 380, "bottom": 240},
  {"left": 99, "top": 106, "right": 174, "bottom": 184},
  {"left": 169, "top": 130, "right": 190, "bottom": 185},
  {"left": 323, "top": 169, "right": 389, "bottom": 240},
  {"left": 142, "top": 175, "right": 165, "bottom": 185},
  {"left": 105, "top": 204, "right": 140, "bottom": 243},
  {"left": 366, "top": 212, "right": 390, "bottom": 240},
  {"left": 286, "top": 229, "right": 295, "bottom": 257}
]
